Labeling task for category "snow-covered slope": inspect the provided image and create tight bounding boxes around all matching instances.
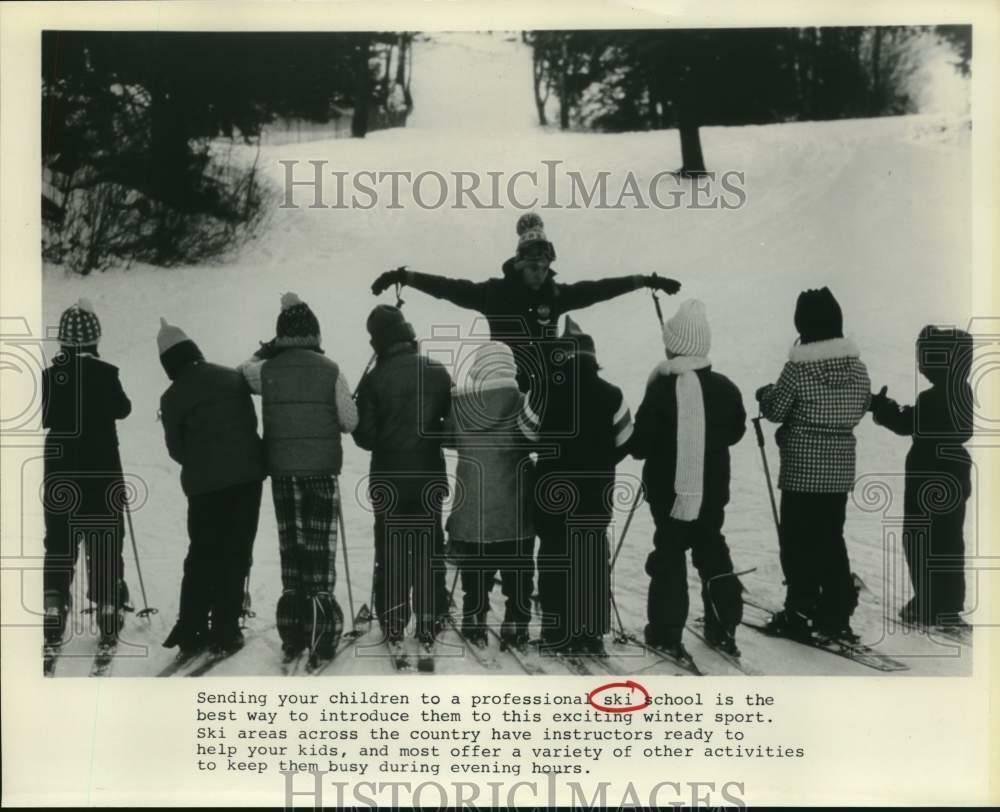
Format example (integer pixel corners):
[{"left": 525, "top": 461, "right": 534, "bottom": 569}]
[{"left": 40, "top": 32, "right": 974, "bottom": 676}]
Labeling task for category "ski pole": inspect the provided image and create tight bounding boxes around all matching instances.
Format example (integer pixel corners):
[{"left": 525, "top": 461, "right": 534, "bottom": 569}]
[
  {"left": 609, "top": 483, "right": 644, "bottom": 576},
  {"left": 704, "top": 567, "right": 759, "bottom": 628},
  {"left": 353, "top": 278, "right": 408, "bottom": 399},
  {"left": 123, "top": 499, "right": 157, "bottom": 618},
  {"left": 609, "top": 592, "right": 628, "bottom": 644},
  {"left": 335, "top": 477, "right": 358, "bottom": 633},
  {"left": 352, "top": 353, "right": 378, "bottom": 399},
  {"left": 241, "top": 574, "right": 255, "bottom": 622},
  {"left": 751, "top": 416, "right": 781, "bottom": 541},
  {"left": 650, "top": 289, "right": 665, "bottom": 328}
]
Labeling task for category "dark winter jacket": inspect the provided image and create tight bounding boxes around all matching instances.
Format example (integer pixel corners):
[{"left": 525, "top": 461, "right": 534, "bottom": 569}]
[
  {"left": 759, "top": 337, "right": 871, "bottom": 493},
  {"left": 353, "top": 342, "right": 452, "bottom": 506},
  {"left": 872, "top": 382, "right": 973, "bottom": 508},
  {"left": 534, "top": 362, "right": 633, "bottom": 526},
  {"left": 630, "top": 361, "right": 746, "bottom": 516},
  {"left": 160, "top": 361, "right": 266, "bottom": 498},
  {"left": 239, "top": 348, "right": 358, "bottom": 478},
  {"left": 42, "top": 350, "right": 131, "bottom": 477},
  {"left": 41, "top": 350, "right": 130, "bottom": 521},
  {"left": 404, "top": 264, "right": 644, "bottom": 391},
  {"left": 442, "top": 356, "right": 536, "bottom": 544}
]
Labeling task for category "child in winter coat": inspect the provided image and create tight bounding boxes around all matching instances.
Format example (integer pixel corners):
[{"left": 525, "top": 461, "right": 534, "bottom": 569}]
[
  {"left": 42, "top": 299, "right": 132, "bottom": 647},
  {"left": 870, "top": 326, "right": 973, "bottom": 627},
  {"left": 534, "top": 318, "right": 633, "bottom": 657},
  {"left": 353, "top": 305, "right": 452, "bottom": 648},
  {"left": 756, "top": 287, "right": 871, "bottom": 641},
  {"left": 630, "top": 300, "right": 747, "bottom": 659},
  {"left": 238, "top": 293, "right": 357, "bottom": 662},
  {"left": 158, "top": 319, "right": 266, "bottom": 656},
  {"left": 442, "top": 342, "right": 537, "bottom": 648}
]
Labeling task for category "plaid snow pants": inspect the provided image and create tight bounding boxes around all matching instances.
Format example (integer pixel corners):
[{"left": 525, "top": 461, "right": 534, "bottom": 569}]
[{"left": 271, "top": 476, "right": 338, "bottom": 595}]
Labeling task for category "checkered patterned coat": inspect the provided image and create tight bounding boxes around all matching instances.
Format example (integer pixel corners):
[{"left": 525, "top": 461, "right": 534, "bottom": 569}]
[{"left": 759, "top": 338, "right": 871, "bottom": 493}]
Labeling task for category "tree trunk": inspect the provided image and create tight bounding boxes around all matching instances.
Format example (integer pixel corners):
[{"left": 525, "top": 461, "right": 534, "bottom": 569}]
[
  {"left": 403, "top": 35, "right": 414, "bottom": 111},
  {"left": 382, "top": 44, "right": 393, "bottom": 107},
  {"left": 351, "top": 35, "right": 372, "bottom": 138},
  {"left": 532, "top": 50, "right": 549, "bottom": 126},
  {"left": 396, "top": 33, "right": 414, "bottom": 112},
  {"left": 149, "top": 82, "right": 189, "bottom": 202},
  {"left": 870, "top": 27, "right": 883, "bottom": 115},
  {"left": 676, "top": 76, "right": 706, "bottom": 175},
  {"left": 678, "top": 123, "right": 707, "bottom": 175},
  {"left": 395, "top": 34, "right": 407, "bottom": 86},
  {"left": 558, "top": 38, "right": 570, "bottom": 130}
]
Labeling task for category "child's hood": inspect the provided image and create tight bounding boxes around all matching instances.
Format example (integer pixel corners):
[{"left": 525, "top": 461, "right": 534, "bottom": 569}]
[{"left": 788, "top": 337, "right": 865, "bottom": 386}]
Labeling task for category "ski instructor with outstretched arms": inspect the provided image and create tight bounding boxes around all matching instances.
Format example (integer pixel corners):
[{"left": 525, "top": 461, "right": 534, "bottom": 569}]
[{"left": 370, "top": 213, "right": 682, "bottom": 398}]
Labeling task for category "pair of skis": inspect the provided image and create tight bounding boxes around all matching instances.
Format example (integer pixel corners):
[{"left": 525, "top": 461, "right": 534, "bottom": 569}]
[
  {"left": 43, "top": 639, "right": 118, "bottom": 677},
  {"left": 613, "top": 633, "right": 704, "bottom": 676},
  {"left": 489, "top": 628, "right": 545, "bottom": 675},
  {"left": 156, "top": 638, "right": 250, "bottom": 678},
  {"left": 384, "top": 636, "right": 436, "bottom": 673},
  {"left": 278, "top": 604, "right": 373, "bottom": 676},
  {"left": 885, "top": 613, "right": 972, "bottom": 647},
  {"left": 741, "top": 598, "right": 910, "bottom": 673}
]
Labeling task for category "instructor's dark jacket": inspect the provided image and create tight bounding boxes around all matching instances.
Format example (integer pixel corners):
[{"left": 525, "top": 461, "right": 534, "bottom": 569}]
[{"left": 405, "top": 263, "right": 644, "bottom": 391}]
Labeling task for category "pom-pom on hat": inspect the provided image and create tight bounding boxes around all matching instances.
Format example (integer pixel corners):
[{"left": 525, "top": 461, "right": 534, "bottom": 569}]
[
  {"left": 662, "top": 299, "right": 711, "bottom": 358},
  {"left": 58, "top": 298, "right": 101, "bottom": 347},
  {"left": 275, "top": 292, "right": 321, "bottom": 349},
  {"left": 515, "top": 212, "right": 556, "bottom": 262}
]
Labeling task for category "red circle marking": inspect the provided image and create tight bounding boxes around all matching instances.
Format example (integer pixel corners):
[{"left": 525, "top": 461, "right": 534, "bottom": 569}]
[{"left": 587, "top": 680, "right": 652, "bottom": 714}]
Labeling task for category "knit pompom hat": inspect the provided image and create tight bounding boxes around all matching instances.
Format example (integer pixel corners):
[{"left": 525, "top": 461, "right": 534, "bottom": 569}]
[
  {"left": 662, "top": 299, "right": 711, "bottom": 358},
  {"left": 515, "top": 212, "right": 556, "bottom": 262},
  {"left": 275, "top": 292, "right": 321, "bottom": 348},
  {"left": 58, "top": 298, "right": 101, "bottom": 347},
  {"left": 366, "top": 304, "right": 416, "bottom": 355},
  {"left": 794, "top": 287, "right": 843, "bottom": 344},
  {"left": 157, "top": 317, "right": 204, "bottom": 380}
]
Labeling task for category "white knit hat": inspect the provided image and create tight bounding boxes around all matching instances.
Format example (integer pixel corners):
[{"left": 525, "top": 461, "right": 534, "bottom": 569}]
[{"left": 662, "top": 299, "right": 711, "bottom": 357}]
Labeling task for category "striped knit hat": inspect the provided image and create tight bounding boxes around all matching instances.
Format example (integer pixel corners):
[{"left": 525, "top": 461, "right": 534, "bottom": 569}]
[
  {"left": 662, "top": 299, "right": 711, "bottom": 358},
  {"left": 58, "top": 298, "right": 101, "bottom": 347}
]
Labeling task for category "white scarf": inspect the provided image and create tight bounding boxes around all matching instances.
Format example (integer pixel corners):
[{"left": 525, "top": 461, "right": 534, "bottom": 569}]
[{"left": 649, "top": 355, "right": 711, "bottom": 521}]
